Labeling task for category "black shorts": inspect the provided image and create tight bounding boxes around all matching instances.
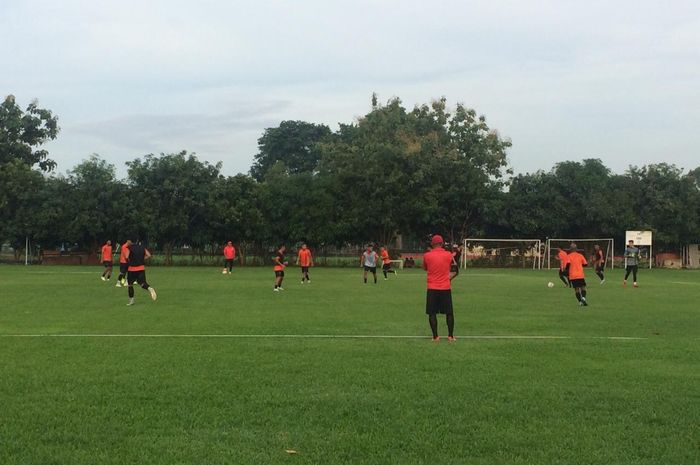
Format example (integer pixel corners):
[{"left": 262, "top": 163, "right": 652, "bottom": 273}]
[
  {"left": 127, "top": 270, "right": 147, "bottom": 286},
  {"left": 119, "top": 263, "right": 128, "bottom": 274},
  {"left": 301, "top": 266, "right": 309, "bottom": 273},
  {"left": 103, "top": 261, "right": 113, "bottom": 268},
  {"left": 364, "top": 266, "right": 377, "bottom": 273},
  {"left": 224, "top": 259, "right": 234, "bottom": 267},
  {"left": 275, "top": 270, "right": 285, "bottom": 278},
  {"left": 596, "top": 263, "right": 605, "bottom": 272},
  {"left": 450, "top": 264, "right": 459, "bottom": 273},
  {"left": 382, "top": 263, "right": 392, "bottom": 271},
  {"left": 426, "top": 289, "right": 453, "bottom": 315},
  {"left": 570, "top": 278, "right": 586, "bottom": 288}
]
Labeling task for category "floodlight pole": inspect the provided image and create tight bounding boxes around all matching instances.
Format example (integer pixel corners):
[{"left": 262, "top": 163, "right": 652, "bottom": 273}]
[{"left": 25, "top": 236, "right": 29, "bottom": 266}]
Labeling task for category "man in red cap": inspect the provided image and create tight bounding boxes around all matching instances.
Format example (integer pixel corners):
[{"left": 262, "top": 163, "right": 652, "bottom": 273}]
[{"left": 422, "top": 234, "right": 456, "bottom": 342}]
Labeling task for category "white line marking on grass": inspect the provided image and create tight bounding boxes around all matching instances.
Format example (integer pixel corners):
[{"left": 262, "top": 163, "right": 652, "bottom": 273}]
[
  {"left": 0, "top": 334, "right": 647, "bottom": 340},
  {"left": 670, "top": 281, "right": 700, "bottom": 285}
]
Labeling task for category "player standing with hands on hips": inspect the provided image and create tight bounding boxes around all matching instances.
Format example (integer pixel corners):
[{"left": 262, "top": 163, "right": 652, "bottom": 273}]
[
  {"left": 423, "top": 235, "right": 456, "bottom": 342},
  {"left": 273, "top": 245, "right": 287, "bottom": 291},
  {"left": 297, "top": 243, "right": 313, "bottom": 284},
  {"left": 624, "top": 240, "right": 640, "bottom": 287}
]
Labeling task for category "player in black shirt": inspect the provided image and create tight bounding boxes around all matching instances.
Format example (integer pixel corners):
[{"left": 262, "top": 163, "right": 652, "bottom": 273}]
[
  {"left": 124, "top": 240, "right": 157, "bottom": 306},
  {"left": 450, "top": 244, "right": 462, "bottom": 280},
  {"left": 593, "top": 244, "right": 606, "bottom": 284}
]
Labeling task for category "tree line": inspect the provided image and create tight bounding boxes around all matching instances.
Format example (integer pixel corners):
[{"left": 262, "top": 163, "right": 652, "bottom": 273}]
[{"left": 2, "top": 94, "right": 699, "bottom": 264}]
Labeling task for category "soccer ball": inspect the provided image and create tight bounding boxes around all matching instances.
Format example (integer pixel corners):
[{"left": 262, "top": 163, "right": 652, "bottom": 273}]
[
  {"left": 547, "top": 282, "right": 554, "bottom": 288},
  {"left": 222, "top": 270, "right": 227, "bottom": 274}
]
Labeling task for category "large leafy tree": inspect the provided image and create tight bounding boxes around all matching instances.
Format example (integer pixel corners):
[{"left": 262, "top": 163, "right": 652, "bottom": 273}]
[
  {"left": 0, "top": 95, "right": 59, "bottom": 172},
  {"left": 0, "top": 160, "right": 46, "bottom": 256},
  {"left": 127, "top": 151, "right": 221, "bottom": 265},
  {"left": 250, "top": 120, "right": 331, "bottom": 181},
  {"left": 64, "top": 155, "right": 133, "bottom": 252}
]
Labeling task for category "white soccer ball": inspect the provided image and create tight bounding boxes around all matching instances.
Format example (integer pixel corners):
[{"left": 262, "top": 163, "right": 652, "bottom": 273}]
[
  {"left": 547, "top": 282, "right": 554, "bottom": 288},
  {"left": 222, "top": 270, "right": 227, "bottom": 274}
]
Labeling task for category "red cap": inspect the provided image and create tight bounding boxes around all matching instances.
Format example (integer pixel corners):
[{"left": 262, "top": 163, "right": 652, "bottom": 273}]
[{"left": 431, "top": 235, "right": 444, "bottom": 245}]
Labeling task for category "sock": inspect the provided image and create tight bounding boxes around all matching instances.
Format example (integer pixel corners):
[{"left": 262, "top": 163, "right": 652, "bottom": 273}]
[
  {"left": 575, "top": 292, "right": 581, "bottom": 302},
  {"left": 596, "top": 271, "right": 604, "bottom": 280},
  {"left": 581, "top": 290, "right": 587, "bottom": 299},
  {"left": 128, "top": 286, "right": 135, "bottom": 298},
  {"left": 383, "top": 270, "right": 387, "bottom": 278},
  {"left": 428, "top": 315, "right": 438, "bottom": 338},
  {"left": 446, "top": 314, "right": 455, "bottom": 337},
  {"left": 364, "top": 278, "right": 367, "bottom": 283}
]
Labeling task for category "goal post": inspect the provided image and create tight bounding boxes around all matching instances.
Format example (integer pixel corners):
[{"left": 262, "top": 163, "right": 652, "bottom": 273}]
[
  {"left": 545, "top": 238, "right": 615, "bottom": 270},
  {"left": 462, "top": 238, "right": 542, "bottom": 269}
]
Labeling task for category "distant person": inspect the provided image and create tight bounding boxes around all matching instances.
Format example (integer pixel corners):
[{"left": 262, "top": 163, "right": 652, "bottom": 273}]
[
  {"left": 115, "top": 239, "right": 132, "bottom": 287},
  {"left": 361, "top": 245, "right": 379, "bottom": 284},
  {"left": 450, "top": 244, "right": 463, "bottom": 280},
  {"left": 124, "top": 239, "right": 157, "bottom": 306},
  {"left": 624, "top": 240, "right": 640, "bottom": 287},
  {"left": 556, "top": 247, "right": 570, "bottom": 287},
  {"left": 297, "top": 243, "right": 313, "bottom": 284},
  {"left": 222, "top": 241, "right": 236, "bottom": 275},
  {"left": 423, "top": 235, "right": 456, "bottom": 342},
  {"left": 273, "top": 245, "right": 287, "bottom": 291},
  {"left": 100, "top": 240, "right": 113, "bottom": 282},
  {"left": 593, "top": 244, "right": 606, "bottom": 284},
  {"left": 380, "top": 246, "right": 396, "bottom": 280},
  {"left": 567, "top": 243, "right": 588, "bottom": 307}
]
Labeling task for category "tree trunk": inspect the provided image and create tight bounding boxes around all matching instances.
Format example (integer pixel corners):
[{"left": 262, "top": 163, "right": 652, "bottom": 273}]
[{"left": 165, "top": 242, "right": 174, "bottom": 266}]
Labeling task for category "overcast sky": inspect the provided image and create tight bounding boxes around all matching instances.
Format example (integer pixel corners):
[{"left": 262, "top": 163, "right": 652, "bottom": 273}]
[{"left": 2, "top": 0, "right": 699, "bottom": 178}]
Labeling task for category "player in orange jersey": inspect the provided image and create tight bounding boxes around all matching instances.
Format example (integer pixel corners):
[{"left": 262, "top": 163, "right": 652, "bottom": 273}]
[
  {"left": 379, "top": 246, "right": 396, "bottom": 280},
  {"left": 100, "top": 240, "right": 113, "bottom": 282},
  {"left": 296, "top": 243, "right": 313, "bottom": 284},
  {"left": 567, "top": 243, "right": 589, "bottom": 307}
]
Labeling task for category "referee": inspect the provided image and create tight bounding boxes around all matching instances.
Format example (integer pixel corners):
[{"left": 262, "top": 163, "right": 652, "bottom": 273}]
[{"left": 423, "top": 235, "right": 456, "bottom": 342}]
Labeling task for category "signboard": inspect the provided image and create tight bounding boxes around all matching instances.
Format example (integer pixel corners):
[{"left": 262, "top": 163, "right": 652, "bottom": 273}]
[{"left": 625, "top": 230, "right": 652, "bottom": 246}]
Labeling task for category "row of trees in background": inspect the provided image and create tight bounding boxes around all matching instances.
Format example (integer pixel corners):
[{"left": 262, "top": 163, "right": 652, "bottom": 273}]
[{"left": 2, "top": 94, "right": 700, "bottom": 264}]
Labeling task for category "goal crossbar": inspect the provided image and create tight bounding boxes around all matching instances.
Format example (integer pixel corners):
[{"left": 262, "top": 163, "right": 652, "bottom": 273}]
[{"left": 462, "top": 238, "right": 542, "bottom": 269}]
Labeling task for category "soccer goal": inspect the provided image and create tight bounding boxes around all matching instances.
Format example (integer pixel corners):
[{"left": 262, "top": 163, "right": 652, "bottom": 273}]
[
  {"left": 545, "top": 238, "right": 614, "bottom": 270},
  {"left": 461, "top": 238, "right": 542, "bottom": 269}
]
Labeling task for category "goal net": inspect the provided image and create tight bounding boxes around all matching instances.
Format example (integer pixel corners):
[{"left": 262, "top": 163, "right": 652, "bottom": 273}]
[
  {"left": 545, "top": 238, "right": 614, "bottom": 270},
  {"left": 461, "top": 238, "right": 542, "bottom": 269}
]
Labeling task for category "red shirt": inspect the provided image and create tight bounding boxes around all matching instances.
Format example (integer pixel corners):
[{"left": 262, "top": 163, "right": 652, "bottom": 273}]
[
  {"left": 101, "top": 244, "right": 112, "bottom": 262},
  {"left": 119, "top": 243, "right": 130, "bottom": 264},
  {"left": 223, "top": 245, "right": 236, "bottom": 260},
  {"left": 380, "top": 249, "right": 391, "bottom": 264},
  {"left": 298, "top": 249, "right": 312, "bottom": 267},
  {"left": 567, "top": 252, "right": 587, "bottom": 280},
  {"left": 557, "top": 250, "right": 569, "bottom": 270},
  {"left": 423, "top": 247, "right": 453, "bottom": 290}
]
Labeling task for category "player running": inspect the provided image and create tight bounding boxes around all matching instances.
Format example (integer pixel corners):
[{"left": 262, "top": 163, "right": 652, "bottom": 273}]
[
  {"left": 567, "top": 243, "right": 588, "bottom": 307},
  {"left": 593, "top": 244, "right": 606, "bottom": 284},
  {"left": 423, "top": 235, "right": 456, "bottom": 342},
  {"left": 222, "top": 241, "right": 236, "bottom": 274},
  {"left": 100, "top": 240, "right": 113, "bottom": 281},
  {"left": 273, "top": 245, "right": 287, "bottom": 291},
  {"left": 624, "top": 240, "right": 640, "bottom": 287},
  {"left": 361, "top": 245, "right": 379, "bottom": 284},
  {"left": 450, "top": 244, "right": 462, "bottom": 280},
  {"left": 124, "top": 240, "right": 157, "bottom": 306},
  {"left": 115, "top": 239, "right": 132, "bottom": 287},
  {"left": 379, "top": 246, "right": 396, "bottom": 280},
  {"left": 297, "top": 243, "right": 313, "bottom": 284},
  {"left": 556, "top": 247, "right": 570, "bottom": 287}
]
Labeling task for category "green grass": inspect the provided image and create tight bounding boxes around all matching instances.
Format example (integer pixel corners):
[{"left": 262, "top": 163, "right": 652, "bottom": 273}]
[{"left": 0, "top": 265, "right": 698, "bottom": 465}]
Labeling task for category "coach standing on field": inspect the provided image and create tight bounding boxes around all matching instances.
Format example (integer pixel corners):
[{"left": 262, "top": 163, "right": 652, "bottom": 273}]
[{"left": 423, "top": 235, "right": 456, "bottom": 342}]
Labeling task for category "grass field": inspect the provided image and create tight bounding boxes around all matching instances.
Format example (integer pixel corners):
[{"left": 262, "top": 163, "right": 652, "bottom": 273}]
[{"left": 0, "top": 265, "right": 698, "bottom": 465}]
